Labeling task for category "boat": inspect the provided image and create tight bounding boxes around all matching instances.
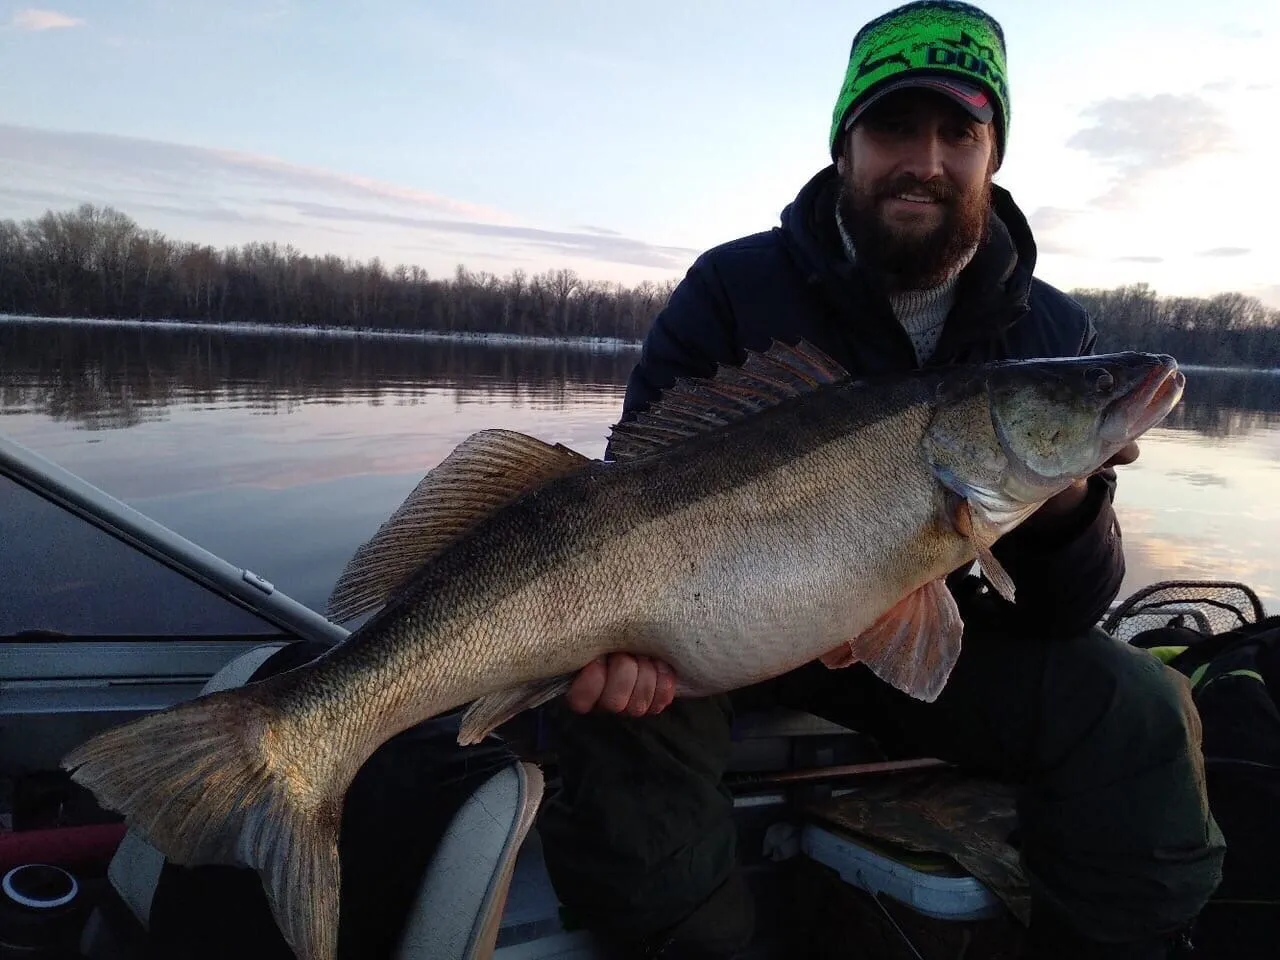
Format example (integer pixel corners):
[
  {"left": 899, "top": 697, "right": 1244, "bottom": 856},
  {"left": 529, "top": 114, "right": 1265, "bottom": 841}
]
[{"left": 0, "top": 432, "right": 1268, "bottom": 959}]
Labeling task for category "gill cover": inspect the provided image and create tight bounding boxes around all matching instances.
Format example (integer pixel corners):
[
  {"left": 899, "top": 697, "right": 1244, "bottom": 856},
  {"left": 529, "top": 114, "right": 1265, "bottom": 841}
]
[
  {"left": 921, "top": 372, "right": 1022, "bottom": 603},
  {"left": 988, "top": 366, "right": 1111, "bottom": 487}
]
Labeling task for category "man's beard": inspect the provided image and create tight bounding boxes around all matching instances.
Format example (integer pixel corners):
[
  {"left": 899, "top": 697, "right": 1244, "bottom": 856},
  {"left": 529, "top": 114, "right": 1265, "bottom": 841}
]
[{"left": 838, "top": 170, "right": 992, "bottom": 291}]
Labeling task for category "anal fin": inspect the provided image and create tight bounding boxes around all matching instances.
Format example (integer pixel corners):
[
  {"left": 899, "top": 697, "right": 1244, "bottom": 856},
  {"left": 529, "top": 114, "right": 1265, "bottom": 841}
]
[
  {"left": 819, "top": 578, "right": 964, "bottom": 703},
  {"left": 458, "top": 675, "right": 576, "bottom": 745}
]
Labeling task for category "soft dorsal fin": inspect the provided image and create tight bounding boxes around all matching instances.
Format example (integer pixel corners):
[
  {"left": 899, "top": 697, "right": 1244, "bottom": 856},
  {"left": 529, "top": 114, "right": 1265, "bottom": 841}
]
[
  {"left": 325, "top": 429, "right": 590, "bottom": 623},
  {"left": 607, "top": 339, "right": 849, "bottom": 461}
]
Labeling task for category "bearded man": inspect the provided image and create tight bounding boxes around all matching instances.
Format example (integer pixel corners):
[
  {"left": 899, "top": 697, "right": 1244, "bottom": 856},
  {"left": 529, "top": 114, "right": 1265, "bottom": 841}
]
[{"left": 537, "top": 3, "right": 1226, "bottom": 958}]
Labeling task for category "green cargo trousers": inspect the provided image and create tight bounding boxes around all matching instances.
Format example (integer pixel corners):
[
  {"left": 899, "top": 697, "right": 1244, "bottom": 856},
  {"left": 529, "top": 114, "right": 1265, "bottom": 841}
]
[{"left": 537, "top": 615, "right": 1227, "bottom": 953}]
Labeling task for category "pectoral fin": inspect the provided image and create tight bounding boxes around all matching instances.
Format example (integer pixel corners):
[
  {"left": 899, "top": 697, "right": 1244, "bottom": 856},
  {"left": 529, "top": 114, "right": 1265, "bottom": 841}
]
[
  {"left": 951, "top": 497, "right": 1017, "bottom": 604},
  {"left": 819, "top": 578, "right": 964, "bottom": 703},
  {"left": 818, "top": 643, "right": 859, "bottom": 669}
]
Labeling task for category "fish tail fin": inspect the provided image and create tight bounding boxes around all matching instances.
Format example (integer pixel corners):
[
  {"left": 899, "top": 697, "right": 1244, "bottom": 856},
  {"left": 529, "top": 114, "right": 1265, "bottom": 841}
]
[{"left": 62, "top": 687, "right": 343, "bottom": 960}]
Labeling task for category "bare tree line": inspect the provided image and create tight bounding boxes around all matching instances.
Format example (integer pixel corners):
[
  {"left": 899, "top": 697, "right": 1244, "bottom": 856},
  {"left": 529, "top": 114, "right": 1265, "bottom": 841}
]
[
  {"left": 0, "top": 204, "right": 674, "bottom": 342},
  {"left": 1073, "top": 284, "right": 1279, "bottom": 369},
  {"left": 1, "top": 204, "right": 1277, "bottom": 366}
]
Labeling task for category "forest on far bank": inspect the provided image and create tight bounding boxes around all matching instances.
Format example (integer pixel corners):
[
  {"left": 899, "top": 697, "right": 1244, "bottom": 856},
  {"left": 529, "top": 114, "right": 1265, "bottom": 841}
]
[{"left": 2, "top": 203, "right": 1276, "bottom": 367}]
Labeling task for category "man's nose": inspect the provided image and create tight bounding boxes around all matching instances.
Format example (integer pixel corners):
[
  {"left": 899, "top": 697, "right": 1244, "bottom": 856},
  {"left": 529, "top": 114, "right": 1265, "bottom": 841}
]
[{"left": 900, "top": 133, "right": 945, "bottom": 181}]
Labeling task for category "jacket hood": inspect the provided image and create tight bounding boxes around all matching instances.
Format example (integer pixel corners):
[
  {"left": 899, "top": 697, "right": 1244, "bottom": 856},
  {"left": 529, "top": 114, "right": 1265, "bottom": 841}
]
[{"left": 775, "top": 165, "right": 1039, "bottom": 349}]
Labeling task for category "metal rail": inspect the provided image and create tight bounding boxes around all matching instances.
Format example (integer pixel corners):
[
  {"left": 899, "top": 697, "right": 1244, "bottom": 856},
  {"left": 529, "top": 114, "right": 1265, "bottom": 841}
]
[{"left": 0, "top": 434, "right": 348, "bottom": 647}]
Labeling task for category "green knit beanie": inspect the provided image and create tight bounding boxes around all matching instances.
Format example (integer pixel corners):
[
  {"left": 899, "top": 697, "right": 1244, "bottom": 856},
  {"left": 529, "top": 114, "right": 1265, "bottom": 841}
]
[{"left": 829, "top": 0, "right": 1010, "bottom": 164}]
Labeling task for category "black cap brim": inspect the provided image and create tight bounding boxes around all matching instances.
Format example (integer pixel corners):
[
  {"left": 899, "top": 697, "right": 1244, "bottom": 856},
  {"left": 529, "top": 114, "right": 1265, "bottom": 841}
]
[{"left": 843, "top": 74, "right": 995, "bottom": 133}]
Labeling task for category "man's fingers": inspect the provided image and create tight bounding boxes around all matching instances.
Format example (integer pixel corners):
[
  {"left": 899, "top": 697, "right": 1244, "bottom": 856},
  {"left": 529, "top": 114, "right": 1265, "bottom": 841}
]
[
  {"left": 1105, "top": 441, "right": 1141, "bottom": 467},
  {"left": 627, "top": 656, "right": 658, "bottom": 716},
  {"left": 565, "top": 658, "right": 607, "bottom": 714},
  {"left": 599, "top": 653, "right": 640, "bottom": 713},
  {"left": 564, "top": 654, "right": 679, "bottom": 716},
  {"left": 651, "top": 660, "right": 677, "bottom": 713}
]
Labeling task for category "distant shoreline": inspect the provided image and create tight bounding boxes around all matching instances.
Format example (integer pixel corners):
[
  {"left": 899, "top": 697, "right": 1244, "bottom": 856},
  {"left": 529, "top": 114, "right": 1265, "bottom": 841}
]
[
  {"left": 0, "top": 313, "right": 644, "bottom": 354},
  {"left": 1179, "top": 363, "right": 1280, "bottom": 376},
  {"left": 5, "top": 313, "right": 1278, "bottom": 376}
]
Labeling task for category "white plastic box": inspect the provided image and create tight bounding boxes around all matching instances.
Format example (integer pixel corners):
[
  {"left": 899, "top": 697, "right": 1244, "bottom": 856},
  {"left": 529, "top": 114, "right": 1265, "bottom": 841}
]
[{"left": 799, "top": 823, "right": 1005, "bottom": 922}]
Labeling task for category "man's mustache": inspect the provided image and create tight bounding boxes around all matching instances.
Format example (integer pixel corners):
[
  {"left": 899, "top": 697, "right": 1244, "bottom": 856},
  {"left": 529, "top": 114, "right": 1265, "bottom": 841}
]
[{"left": 874, "top": 175, "right": 957, "bottom": 203}]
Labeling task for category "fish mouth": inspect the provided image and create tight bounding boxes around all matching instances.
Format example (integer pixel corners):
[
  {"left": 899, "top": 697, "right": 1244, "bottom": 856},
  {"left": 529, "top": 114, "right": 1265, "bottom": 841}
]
[{"left": 1102, "top": 357, "right": 1184, "bottom": 444}]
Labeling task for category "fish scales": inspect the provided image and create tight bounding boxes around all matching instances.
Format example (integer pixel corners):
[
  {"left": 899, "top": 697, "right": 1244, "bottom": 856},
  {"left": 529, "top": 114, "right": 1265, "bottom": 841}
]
[{"left": 289, "top": 375, "right": 949, "bottom": 742}]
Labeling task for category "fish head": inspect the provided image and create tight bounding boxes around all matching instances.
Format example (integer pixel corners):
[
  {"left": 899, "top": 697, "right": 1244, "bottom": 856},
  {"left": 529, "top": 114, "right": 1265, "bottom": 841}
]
[{"left": 924, "top": 352, "right": 1184, "bottom": 528}]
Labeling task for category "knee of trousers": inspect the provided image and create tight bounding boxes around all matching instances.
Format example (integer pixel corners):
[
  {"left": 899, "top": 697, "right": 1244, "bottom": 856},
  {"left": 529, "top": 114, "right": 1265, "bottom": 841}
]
[
  {"left": 1020, "top": 630, "right": 1225, "bottom": 939},
  {"left": 1035, "top": 629, "right": 1206, "bottom": 788},
  {"left": 536, "top": 696, "right": 740, "bottom": 937}
]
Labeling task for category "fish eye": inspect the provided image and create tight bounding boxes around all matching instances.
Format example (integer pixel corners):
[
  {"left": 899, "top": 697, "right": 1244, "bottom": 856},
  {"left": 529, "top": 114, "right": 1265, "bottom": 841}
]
[{"left": 1086, "top": 367, "right": 1114, "bottom": 396}]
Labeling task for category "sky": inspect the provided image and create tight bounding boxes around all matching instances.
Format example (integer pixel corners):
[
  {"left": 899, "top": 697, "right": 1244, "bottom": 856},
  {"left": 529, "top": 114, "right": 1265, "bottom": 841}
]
[{"left": 0, "top": 0, "right": 1277, "bottom": 306}]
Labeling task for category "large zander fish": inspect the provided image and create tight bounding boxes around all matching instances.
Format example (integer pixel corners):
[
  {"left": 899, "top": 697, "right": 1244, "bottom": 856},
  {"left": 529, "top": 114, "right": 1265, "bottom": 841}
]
[{"left": 62, "top": 341, "right": 1184, "bottom": 960}]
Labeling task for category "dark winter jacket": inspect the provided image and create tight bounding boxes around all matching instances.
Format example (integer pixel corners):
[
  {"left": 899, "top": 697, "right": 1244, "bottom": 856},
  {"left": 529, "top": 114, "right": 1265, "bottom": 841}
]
[{"left": 613, "top": 165, "right": 1125, "bottom": 638}]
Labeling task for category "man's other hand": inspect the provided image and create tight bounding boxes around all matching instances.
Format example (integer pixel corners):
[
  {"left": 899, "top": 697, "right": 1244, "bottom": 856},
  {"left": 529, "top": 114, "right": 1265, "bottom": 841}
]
[
  {"left": 1023, "top": 440, "right": 1141, "bottom": 532},
  {"left": 565, "top": 653, "right": 677, "bottom": 716}
]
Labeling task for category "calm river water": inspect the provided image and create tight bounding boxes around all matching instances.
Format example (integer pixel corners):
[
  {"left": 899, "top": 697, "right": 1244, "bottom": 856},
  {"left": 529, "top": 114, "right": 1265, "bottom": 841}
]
[{"left": 4, "top": 318, "right": 1280, "bottom": 615}]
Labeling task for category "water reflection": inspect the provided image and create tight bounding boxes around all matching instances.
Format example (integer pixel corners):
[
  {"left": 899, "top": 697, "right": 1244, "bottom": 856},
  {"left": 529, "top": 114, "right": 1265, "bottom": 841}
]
[
  {"left": 3, "top": 318, "right": 1280, "bottom": 615},
  {"left": 1164, "top": 368, "right": 1280, "bottom": 439},
  {"left": 0, "top": 319, "right": 639, "bottom": 431},
  {"left": 5, "top": 320, "right": 1280, "bottom": 438}
]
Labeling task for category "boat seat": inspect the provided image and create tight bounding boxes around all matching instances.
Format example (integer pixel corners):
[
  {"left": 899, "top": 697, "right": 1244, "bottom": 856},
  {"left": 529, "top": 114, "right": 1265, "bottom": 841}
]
[{"left": 97, "top": 643, "right": 545, "bottom": 959}]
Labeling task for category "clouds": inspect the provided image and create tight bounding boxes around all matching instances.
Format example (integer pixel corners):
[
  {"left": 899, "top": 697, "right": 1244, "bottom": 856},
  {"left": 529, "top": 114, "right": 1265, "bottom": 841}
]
[
  {"left": 1200, "top": 79, "right": 1273, "bottom": 94},
  {"left": 1066, "top": 93, "right": 1231, "bottom": 207},
  {"left": 279, "top": 201, "right": 698, "bottom": 270},
  {"left": 1068, "top": 94, "right": 1229, "bottom": 171},
  {"left": 1029, "top": 206, "right": 1074, "bottom": 234},
  {"left": 1256, "top": 285, "right": 1280, "bottom": 309},
  {"left": 1025, "top": 206, "right": 1082, "bottom": 255},
  {"left": 8, "top": 8, "right": 84, "bottom": 31},
  {"left": 1221, "top": 24, "right": 1265, "bottom": 41},
  {"left": 0, "top": 124, "right": 695, "bottom": 277},
  {"left": 1022, "top": 70, "right": 1278, "bottom": 302},
  {"left": 0, "top": 125, "right": 506, "bottom": 222}
]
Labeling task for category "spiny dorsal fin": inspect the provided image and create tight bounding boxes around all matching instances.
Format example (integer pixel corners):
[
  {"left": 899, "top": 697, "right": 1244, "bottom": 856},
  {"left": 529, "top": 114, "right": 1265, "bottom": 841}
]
[
  {"left": 325, "top": 429, "right": 590, "bottom": 622},
  {"left": 607, "top": 339, "right": 849, "bottom": 461}
]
